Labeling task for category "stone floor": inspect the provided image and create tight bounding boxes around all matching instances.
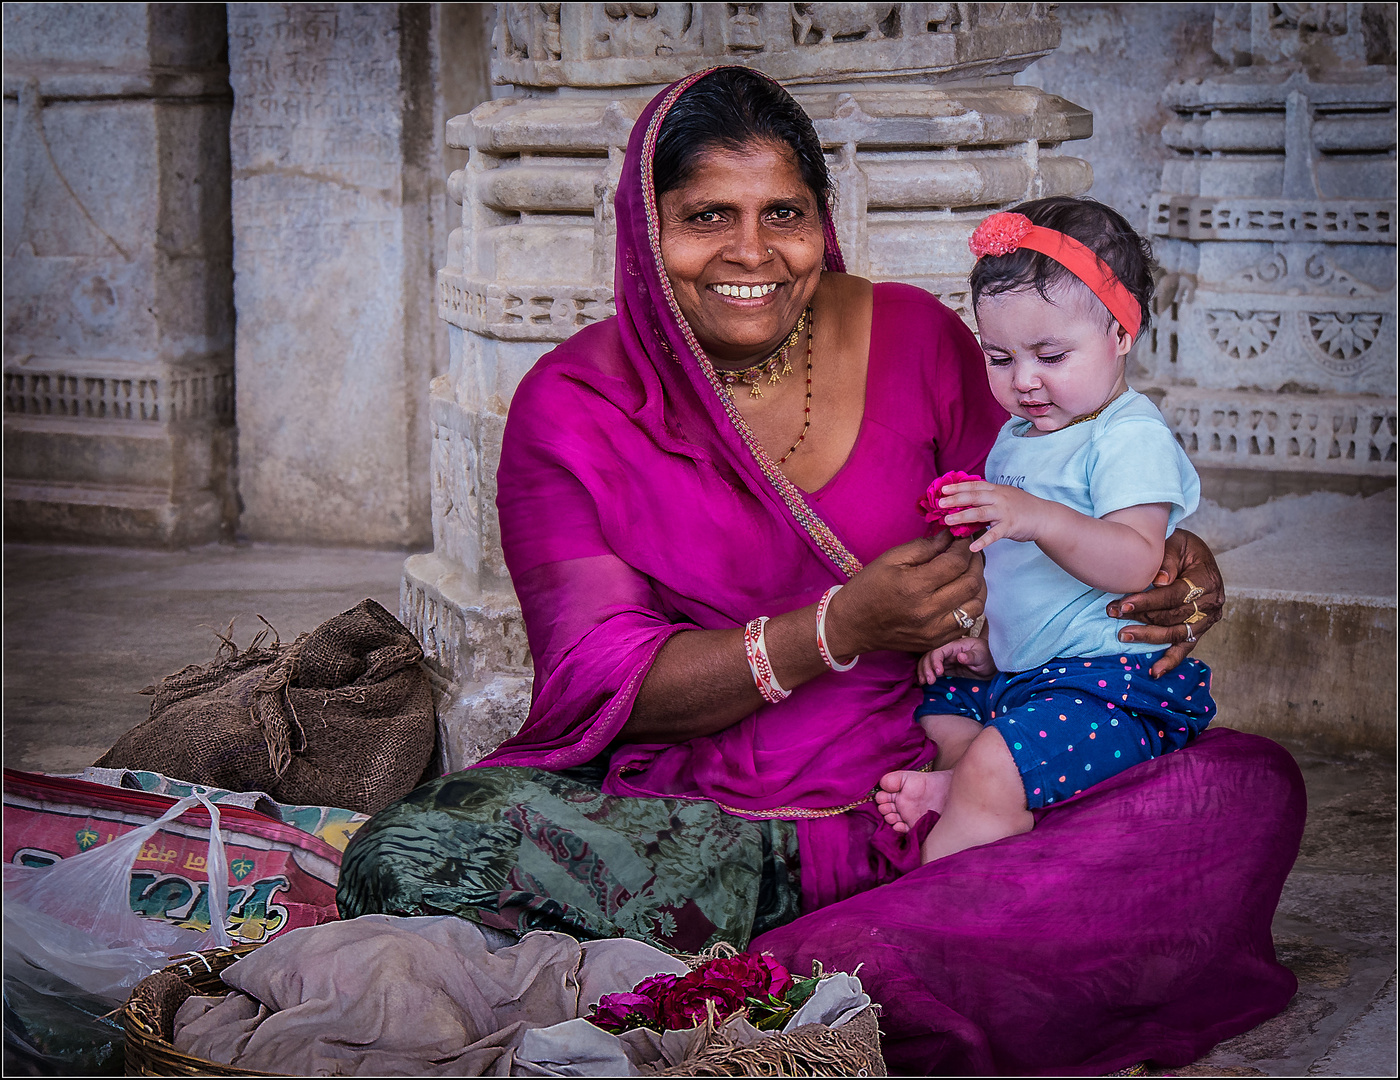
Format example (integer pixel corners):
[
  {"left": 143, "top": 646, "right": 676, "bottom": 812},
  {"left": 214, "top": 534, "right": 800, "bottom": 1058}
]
[{"left": 2, "top": 540, "right": 1396, "bottom": 1076}]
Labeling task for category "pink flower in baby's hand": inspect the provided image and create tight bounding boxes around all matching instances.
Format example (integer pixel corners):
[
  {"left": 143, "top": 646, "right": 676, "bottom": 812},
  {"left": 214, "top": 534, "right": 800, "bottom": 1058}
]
[{"left": 919, "top": 470, "right": 984, "bottom": 537}]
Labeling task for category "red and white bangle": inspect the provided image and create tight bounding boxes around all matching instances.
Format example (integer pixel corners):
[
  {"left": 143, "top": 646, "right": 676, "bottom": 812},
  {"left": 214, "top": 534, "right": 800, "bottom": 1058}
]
[
  {"left": 744, "top": 616, "right": 791, "bottom": 704},
  {"left": 816, "top": 585, "right": 859, "bottom": 672}
]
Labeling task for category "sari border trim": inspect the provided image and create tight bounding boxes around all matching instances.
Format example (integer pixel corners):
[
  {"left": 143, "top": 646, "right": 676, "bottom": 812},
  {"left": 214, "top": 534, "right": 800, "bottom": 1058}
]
[
  {"left": 637, "top": 69, "right": 865, "bottom": 582},
  {"left": 662, "top": 763, "right": 935, "bottom": 822}
]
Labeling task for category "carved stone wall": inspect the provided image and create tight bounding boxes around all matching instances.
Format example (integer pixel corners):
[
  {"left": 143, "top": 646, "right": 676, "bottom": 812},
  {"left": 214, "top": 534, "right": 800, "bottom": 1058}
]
[
  {"left": 410, "top": 2, "right": 1096, "bottom": 769},
  {"left": 227, "top": 3, "right": 444, "bottom": 546},
  {"left": 1138, "top": 3, "right": 1397, "bottom": 480},
  {"left": 3, "top": 4, "right": 236, "bottom": 546}
]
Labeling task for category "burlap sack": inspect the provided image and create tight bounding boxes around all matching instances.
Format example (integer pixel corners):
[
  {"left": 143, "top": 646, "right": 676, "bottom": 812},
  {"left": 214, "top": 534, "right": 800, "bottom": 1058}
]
[{"left": 96, "top": 600, "right": 436, "bottom": 816}]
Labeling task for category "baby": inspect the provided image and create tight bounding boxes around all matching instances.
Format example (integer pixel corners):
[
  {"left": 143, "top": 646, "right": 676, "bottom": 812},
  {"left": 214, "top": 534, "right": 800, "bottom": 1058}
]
[{"left": 877, "top": 197, "right": 1216, "bottom": 865}]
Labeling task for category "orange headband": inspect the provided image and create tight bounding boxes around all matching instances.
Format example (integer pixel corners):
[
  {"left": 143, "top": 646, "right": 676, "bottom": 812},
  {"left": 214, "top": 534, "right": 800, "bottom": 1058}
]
[{"left": 968, "top": 212, "right": 1142, "bottom": 339}]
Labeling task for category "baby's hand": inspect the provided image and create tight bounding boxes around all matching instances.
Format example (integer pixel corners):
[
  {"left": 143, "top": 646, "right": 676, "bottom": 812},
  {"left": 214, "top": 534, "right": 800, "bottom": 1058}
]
[
  {"left": 940, "top": 481, "right": 1049, "bottom": 553},
  {"left": 918, "top": 636, "right": 996, "bottom": 683}
]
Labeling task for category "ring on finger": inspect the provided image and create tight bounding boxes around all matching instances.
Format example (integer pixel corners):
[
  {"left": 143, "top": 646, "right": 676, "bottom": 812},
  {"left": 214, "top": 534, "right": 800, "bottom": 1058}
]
[
  {"left": 1183, "top": 602, "right": 1207, "bottom": 626},
  {"left": 1183, "top": 622, "right": 1197, "bottom": 643},
  {"left": 952, "top": 607, "right": 976, "bottom": 631},
  {"left": 1181, "top": 577, "right": 1205, "bottom": 604}
]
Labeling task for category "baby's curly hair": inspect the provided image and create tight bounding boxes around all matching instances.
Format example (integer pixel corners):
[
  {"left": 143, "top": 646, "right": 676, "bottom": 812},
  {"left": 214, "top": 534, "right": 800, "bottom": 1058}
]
[{"left": 969, "top": 196, "right": 1157, "bottom": 336}]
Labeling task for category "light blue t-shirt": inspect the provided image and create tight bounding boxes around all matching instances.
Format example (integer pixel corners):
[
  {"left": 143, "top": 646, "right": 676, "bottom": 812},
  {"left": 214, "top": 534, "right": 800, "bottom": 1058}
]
[{"left": 983, "top": 389, "right": 1200, "bottom": 673}]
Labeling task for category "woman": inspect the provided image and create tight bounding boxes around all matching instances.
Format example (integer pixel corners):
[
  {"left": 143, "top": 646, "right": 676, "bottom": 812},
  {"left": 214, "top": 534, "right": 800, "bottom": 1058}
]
[{"left": 340, "top": 68, "right": 1304, "bottom": 1074}]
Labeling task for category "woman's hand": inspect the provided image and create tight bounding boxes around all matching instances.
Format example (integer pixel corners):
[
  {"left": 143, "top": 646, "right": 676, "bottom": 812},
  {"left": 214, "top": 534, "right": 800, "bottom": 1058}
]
[
  {"left": 825, "top": 531, "right": 986, "bottom": 660},
  {"left": 1105, "top": 529, "right": 1224, "bottom": 679},
  {"left": 627, "top": 531, "right": 984, "bottom": 744}
]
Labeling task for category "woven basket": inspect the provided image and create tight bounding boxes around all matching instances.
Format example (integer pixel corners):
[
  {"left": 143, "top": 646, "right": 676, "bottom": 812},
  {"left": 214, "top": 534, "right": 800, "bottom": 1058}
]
[
  {"left": 121, "top": 942, "right": 887, "bottom": 1077},
  {"left": 122, "top": 943, "right": 281, "bottom": 1076}
]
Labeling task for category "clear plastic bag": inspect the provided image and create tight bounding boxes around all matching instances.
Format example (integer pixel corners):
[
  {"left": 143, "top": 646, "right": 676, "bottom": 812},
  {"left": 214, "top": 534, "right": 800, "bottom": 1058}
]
[{"left": 3, "top": 792, "right": 233, "bottom": 1004}]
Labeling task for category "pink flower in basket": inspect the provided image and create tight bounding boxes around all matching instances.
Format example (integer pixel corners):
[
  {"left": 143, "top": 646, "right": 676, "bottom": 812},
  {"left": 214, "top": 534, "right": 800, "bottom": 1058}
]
[
  {"left": 590, "top": 991, "right": 658, "bottom": 1031},
  {"left": 587, "top": 951, "right": 796, "bottom": 1033},
  {"left": 918, "top": 470, "right": 984, "bottom": 537}
]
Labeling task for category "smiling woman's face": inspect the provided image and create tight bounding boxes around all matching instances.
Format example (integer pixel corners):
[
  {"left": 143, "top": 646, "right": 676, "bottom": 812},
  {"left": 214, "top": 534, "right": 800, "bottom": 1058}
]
[{"left": 657, "top": 140, "right": 825, "bottom": 369}]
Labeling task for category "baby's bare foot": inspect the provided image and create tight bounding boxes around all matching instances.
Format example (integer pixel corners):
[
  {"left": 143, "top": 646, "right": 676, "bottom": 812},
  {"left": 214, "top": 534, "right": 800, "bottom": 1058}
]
[{"left": 875, "top": 770, "right": 953, "bottom": 833}]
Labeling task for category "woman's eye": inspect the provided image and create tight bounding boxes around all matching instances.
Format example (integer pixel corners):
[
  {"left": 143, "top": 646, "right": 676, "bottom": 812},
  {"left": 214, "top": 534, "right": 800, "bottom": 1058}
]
[{"left": 692, "top": 210, "right": 724, "bottom": 224}]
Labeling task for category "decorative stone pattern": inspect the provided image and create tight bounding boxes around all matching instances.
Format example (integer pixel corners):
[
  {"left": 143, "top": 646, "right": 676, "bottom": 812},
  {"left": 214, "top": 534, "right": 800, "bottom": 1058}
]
[
  {"left": 1154, "top": 387, "right": 1397, "bottom": 472},
  {"left": 495, "top": 3, "right": 1063, "bottom": 88},
  {"left": 1138, "top": 4, "right": 1397, "bottom": 478},
  {"left": 2, "top": 4, "right": 236, "bottom": 546},
  {"left": 227, "top": 3, "right": 442, "bottom": 546},
  {"left": 412, "top": 2, "right": 1094, "bottom": 763}
]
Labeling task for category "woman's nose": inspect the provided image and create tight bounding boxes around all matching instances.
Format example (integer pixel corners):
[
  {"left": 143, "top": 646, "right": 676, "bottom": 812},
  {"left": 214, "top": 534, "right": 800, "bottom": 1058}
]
[{"left": 726, "top": 215, "right": 771, "bottom": 267}]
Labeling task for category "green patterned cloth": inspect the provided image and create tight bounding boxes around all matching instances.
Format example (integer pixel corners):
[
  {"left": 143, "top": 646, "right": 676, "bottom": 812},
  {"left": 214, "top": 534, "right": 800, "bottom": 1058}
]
[{"left": 336, "top": 766, "right": 801, "bottom": 952}]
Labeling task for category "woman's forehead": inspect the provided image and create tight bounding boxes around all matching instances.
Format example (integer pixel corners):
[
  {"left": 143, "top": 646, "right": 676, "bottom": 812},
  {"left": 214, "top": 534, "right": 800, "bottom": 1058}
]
[{"left": 663, "top": 142, "right": 812, "bottom": 200}]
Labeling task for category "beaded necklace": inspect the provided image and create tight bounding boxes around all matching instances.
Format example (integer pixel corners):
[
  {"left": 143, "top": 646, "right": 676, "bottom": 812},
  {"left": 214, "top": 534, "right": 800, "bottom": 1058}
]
[
  {"left": 775, "top": 307, "right": 814, "bottom": 464},
  {"left": 717, "top": 308, "right": 807, "bottom": 399}
]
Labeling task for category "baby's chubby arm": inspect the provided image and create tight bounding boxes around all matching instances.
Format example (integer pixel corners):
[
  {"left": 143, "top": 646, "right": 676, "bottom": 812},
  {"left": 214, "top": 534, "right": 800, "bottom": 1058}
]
[{"left": 940, "top": 481, "right": 1170, "bottom": 595}]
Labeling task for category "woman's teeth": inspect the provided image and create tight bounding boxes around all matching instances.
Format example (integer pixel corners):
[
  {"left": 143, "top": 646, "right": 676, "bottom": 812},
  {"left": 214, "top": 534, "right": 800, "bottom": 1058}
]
[{"left": 712, "top": 283, "right": 778, "bottom": 299}]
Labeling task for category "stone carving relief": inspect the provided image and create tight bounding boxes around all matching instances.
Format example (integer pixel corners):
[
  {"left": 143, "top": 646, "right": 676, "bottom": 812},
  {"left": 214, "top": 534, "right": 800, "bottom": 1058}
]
[
  {"left": 1151, "top": 198, "right": 1393, "bottom": 244},
  {"left": 1235, "top": 252, "right": 1381, "bottom": 297},
  {"left": 1302, "top": 311, "right": 1384, "bottom": 373},
  {"left": 1138, "top": 3, "right": 1395, "bottom": 472},
  {"left": 1159, "top": 388, "right": 1397, "bottom": 471},
  {"left": 502, "top": 3, "right": 562, "bottom": 61},
  {"left": 3, "top": 367, "right": 235, "bottom": 425},
  {"left": 1202, "top": 310, "right": 1281, "bottom": 360},
  {"left": 1211, "top": 2, "right": 1383, "bottom": 66},
  {"left": 792, "top": 4, "right": 899, "bottom": 44},
  {"left": 493, "top": 2, "right": 1062, "bottom": 86}
]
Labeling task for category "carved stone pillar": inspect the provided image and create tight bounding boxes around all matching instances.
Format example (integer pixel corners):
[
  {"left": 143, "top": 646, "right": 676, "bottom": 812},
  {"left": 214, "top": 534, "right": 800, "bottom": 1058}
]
[
  {"left": 3, "top": 4, "right": 235, "bottom": 546},
  {"left": 1140, "top": 3, "right": 1397, "bottom": 489},
  {"left": 410, "top": 2, "right": 1094, "bottom": 768}
]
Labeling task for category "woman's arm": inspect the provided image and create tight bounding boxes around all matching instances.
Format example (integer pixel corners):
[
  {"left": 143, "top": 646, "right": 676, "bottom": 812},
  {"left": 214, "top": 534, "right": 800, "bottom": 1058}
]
[
  {"left": 1106, "top": 530, "right": 1225, "bottom": 678},
  {"left": 624, "top": 531, "right": 986, "bottom": 741}
]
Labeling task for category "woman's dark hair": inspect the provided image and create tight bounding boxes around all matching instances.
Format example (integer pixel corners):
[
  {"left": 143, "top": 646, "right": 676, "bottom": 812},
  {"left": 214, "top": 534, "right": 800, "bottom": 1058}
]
[
  {"left": 969, "top": 197, "right": 1157, "bottom": 335},
  {"left": 653, "top": 66, "right": 830, "bottom": 203}
]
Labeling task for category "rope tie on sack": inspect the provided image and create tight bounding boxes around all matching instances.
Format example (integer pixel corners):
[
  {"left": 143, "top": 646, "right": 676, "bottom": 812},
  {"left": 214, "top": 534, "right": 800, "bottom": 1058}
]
[{"left": 251, "top": 633, "right": 310, "bottom": 778}]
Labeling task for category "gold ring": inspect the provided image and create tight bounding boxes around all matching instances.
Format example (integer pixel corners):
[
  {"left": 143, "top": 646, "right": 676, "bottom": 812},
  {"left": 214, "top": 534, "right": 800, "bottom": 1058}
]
[
  {"left": 1181, "top": 577, "right": 1205, "bottom": 604},
  {"left": 1184, "top": 602, "right": 1207, "bottom": 626},
  {"left": 952, "top": 607, "right": 976, "bottom": 631}
]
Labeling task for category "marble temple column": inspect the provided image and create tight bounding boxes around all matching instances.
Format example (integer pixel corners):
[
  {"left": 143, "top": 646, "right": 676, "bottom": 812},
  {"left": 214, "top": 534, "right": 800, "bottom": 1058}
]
[
  {"left": 408, "top": 2, "right": 1097, "bottom": 767},
  {"left": 1139, "top": 2, "right": 1397, "bottom": 492},
  {"left": 3, "top": 4, "right": 236, "bottom": 546}
]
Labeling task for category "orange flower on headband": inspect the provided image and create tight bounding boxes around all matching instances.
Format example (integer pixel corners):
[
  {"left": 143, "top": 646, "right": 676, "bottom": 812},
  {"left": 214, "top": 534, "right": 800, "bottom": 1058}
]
[{"left": 969, "top": 212, "right": 1034, "bottom": 258}]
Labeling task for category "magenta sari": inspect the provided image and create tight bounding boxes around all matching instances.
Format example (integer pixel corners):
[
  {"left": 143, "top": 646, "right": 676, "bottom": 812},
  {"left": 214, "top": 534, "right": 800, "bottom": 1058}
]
[{"left": 482, "top": 72, "right": 1304, "bottom": 1074}]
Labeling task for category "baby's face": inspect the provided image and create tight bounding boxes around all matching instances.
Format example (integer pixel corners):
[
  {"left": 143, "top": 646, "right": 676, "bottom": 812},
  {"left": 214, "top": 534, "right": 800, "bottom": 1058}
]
[{"left": 974, "top": 281, "right": 1134, "bottom": 434}]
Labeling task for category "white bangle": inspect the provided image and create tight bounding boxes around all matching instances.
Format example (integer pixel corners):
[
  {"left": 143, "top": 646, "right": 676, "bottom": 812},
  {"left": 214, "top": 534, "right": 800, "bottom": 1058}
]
[
  {"left": 816, "top": 585, "right": 859, "bottom": 672},
  {"left": 744, "top": 616, "right": 791, "bottom": 703}
]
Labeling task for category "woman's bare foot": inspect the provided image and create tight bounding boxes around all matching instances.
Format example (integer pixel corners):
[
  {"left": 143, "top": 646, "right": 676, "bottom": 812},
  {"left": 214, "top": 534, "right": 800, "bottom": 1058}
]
[{"left": 875, "top": 770, "right": 953, "bottom": 833}]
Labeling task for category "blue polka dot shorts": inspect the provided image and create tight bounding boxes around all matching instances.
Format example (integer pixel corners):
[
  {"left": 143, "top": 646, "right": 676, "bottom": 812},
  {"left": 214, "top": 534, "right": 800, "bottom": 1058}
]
[{"left": 915, "top": 650, "right": 1215, "bottom": 809}]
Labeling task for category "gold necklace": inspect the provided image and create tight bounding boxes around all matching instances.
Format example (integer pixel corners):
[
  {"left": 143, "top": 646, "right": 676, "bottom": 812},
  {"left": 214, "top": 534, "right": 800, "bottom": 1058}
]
[
  {"left": 719, "top": 308, "right": 808, "bottom": 399},
  {"left": 1064, "top": 389, "right": 1127, "bottom": 429}
]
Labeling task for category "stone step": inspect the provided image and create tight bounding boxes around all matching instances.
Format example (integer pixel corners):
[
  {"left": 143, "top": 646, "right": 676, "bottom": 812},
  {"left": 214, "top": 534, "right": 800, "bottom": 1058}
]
[{"left": 1192, "top": 489, "right": 1396, "bottom": 750}]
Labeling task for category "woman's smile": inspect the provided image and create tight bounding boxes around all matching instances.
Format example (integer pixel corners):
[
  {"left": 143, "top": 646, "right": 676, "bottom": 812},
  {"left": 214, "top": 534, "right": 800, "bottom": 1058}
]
[{"left": 709, "top": 282, "right": 781, "bottom": 300}]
